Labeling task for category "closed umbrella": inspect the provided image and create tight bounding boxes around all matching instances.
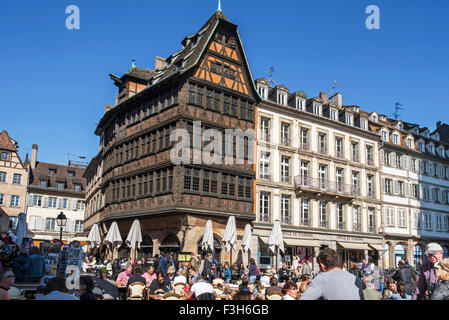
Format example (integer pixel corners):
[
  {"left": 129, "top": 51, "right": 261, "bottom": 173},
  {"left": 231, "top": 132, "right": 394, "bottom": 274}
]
[
  {"left": 16, "top": 212, "right": 28, "bottom": 249},
  {"left": 87, "top": 223, "right": 101, "bottom": 249},
  {"left": 104, "top": 221, "right": 122, "bottom": 249},
  {"left": 201, "top": 220, "right": 214, "bottom": 252},
  {"left": 126, "top": 219, "right": 143, "bottom": 249},
  {"left": 241, "top": 224, "right": 252, "bottom": 253},
  {"left": 223, "top": 216, "right": 237, "bottom": 264},
  {"left": 268, "top": 220, "right": 284, "bottom": 272}
]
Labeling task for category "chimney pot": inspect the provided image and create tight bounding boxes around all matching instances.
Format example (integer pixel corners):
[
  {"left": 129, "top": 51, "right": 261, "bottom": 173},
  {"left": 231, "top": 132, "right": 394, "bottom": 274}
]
[
  {"left": 31, "top": 144, "right": 38, "bottom": 169},
  {"left": 436, "top": 121, "right": 442, "bottom": 128},
  {"left": 319, "top": 92, "right": 328, "bottom": 104}
]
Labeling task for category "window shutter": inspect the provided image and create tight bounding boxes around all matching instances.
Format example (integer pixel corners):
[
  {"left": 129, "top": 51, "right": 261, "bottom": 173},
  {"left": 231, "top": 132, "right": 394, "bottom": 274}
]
[
  {"left": 69, "top": 220, "right": 76, "bottom": 232},
  {"left": 393, "top": 180, "right": 399, "bottom": 195},
  {"left": 72, "top": 199, "right": 78, "bottom": 211},
  {"left": 37, "top": 217, "right": 45, "bottom": 230},
  {"left": 381, "top": 178, "right": 385, "bottom": 193},
  {"left": 43, "top": 196, "right": 48, "bottom": 208},
  {"left": 57, "top": 198, "right": 63, "bottom": 209},
  {"left": 404, "top": 182, "right": 409, "bottom": 197},
  {"left": 29, "top": 216, "right": 36, "bottom": 230},
  {"left": 27, "top": 194, "right": 33, "bottom": 207},
  {"left": 380, "top": 150, "right": 384, "bottom": 164}
]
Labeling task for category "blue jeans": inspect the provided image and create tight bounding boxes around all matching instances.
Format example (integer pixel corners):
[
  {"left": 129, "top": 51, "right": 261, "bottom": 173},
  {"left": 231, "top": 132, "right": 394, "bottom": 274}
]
[{"left": 249, "top": 275, "right": 257, "bottom": 284}]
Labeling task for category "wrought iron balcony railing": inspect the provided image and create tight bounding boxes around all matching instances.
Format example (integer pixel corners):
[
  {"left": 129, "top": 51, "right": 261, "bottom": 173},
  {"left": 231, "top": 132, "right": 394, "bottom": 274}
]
[
  {"left": 281, "top": 216, "right": 291, "bottom": 225},
  {"left": 281, "top": 176, "right": 290, "bottom": 183},
  {"left": 260, "top": 133, "right": 270, "bottom": 142},
  {"left": 367, "top": 158, "right": 374, "bottom": 166},
  {"left": 300, "top": 218, "right": 310, "bottom": 227},
  {"left": 336, "top": 151, "right": 344, "bottom": 159},
  {"left": 281, "top": 137, "right": 291, "bottom": 146},
  {"left": 300, "top": 143, "right": 309, "bottom": 151},
  {"left": 319, "top": 147, "right": 327, "bottom": 155},
  {"left": 368, "top": 225, "right": 376, "bottom": 233},
  {"left": 294, "top": 176, "right": 360, "bottom": 197},
  {"left": 320, "top": 220, "right": 329, "bottom": 228},
  {"left": 337, "top": 222, "right": 345, "bottom": 230},
  {"left": 353, "top": 224, "right": 361, "bottom": 232}
]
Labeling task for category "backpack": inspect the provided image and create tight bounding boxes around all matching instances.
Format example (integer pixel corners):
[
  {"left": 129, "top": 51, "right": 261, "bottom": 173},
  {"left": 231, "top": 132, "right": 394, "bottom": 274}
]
[{"left": 430, "top": 281, "right": 449, "bottom": 300}]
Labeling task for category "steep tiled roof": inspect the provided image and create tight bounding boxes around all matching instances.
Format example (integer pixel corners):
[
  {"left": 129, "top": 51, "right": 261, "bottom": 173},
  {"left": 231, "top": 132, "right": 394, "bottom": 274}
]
[
  {"left": 124, "top": 66, "right": 156, "bottom": 82},
  {"left": 29, "top": 161, "right": 87, "bottom": 193},
  {"left": 0, "top": 130, "right": 17, "bottom": 151}
]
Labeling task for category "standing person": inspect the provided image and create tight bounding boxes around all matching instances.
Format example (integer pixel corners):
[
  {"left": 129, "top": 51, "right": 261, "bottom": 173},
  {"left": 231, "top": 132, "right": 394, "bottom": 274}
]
[
  {"left": 24, "top": 247, "right": 44, "bottom": 282},
  {"left": 361, "top": 259, "right": 370, "bottom": 277},
  {"left": 412, "top": 243, "right": 444, "bottom": 300},
  {"left": 202, "top": 253, "right": 213, "bottom": 283},
  {"left": 143, "top": 265, "right": 157, "bottom": 287},
  {"left": 198, "top": 253, "right": 205, "bottom": 276},
  {"left": 430, "top": 258, "right": 449, "bottom": 300},
  {"left": 0, "top": 268, "right": 15, "bottom": 300},
  {"left": 36, "top": 277, "right": 80, "bottom": 300},
  {"left": 248, "top": 258, "right": 258, "bottom": 284},
  {"left": 282, "top": 280, "right": 298, "bottom": 300},
  {"left": 300, "top": 248, "right": 364, "bottom": 300},
  {"left": 79, "top": 275, "right": 97, "bottom": 300},
  {"left": 392, "top": 260, "right": 416, "bottom": 296},
  {"left": 348, "top": 262, "right": 362, "bottom": 279},
  {"left": 292, "top": 255, "right": 299, "bottom": 271},
  {"left": 153, "top": 254, "right": 159, "bottom": 271},
  {"left": 111, "top": 259, "right": 121, "bottom": 280},
  {"left": 231, "top": 263, "right": 239, "bottom": 283},
  {"left": 189, "top": 253, "right": 198, "bottom": 272},
  {"left": 362, "top": 277, "right": 381, "bottom": 300},
  {"left": 222, "top": 262, "right": 231, "bottom": 283},
  {"left": 301, "top": 259, "right": 312, "bottom": 276},
  {"left": 157, "top": 252, "right": 168, "bottom": 275},
  {"left": 391, "top": 283, "right": 411, "bottom": 300},
  {"left": 12, "top": 250, "right": 30, "bottom": 282}
]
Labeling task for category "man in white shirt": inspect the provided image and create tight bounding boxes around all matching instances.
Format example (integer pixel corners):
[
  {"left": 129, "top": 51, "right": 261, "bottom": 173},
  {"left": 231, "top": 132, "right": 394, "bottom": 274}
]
[
  {"left": 260, "top": 268, "right": 273, "bottom": 288},
  {"left": 186, "top": 277, "right": 217, "bottom": 300},
  {"left": 173, "top": 269, "right": 187, "bottom": 284}
]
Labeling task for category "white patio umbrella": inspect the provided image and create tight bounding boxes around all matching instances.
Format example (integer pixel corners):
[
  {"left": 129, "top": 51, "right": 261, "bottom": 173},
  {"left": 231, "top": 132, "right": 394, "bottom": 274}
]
[
  {"left": 268, "top": 220, "right": 284, "bottom": 272},
  {"left": 126, "top": 219, "right": 143, "bottom": 249},
  {"left": 241, "top": 224, "right": 252, "bottom": 253},
  {"left": 104, "top": 221, "right": 123, "bottom": 249},
  {"left": 87, "top": 223, "right": 101, "bottom": 249},
  {"left": 201, "top": 220, "right": 214, "bottom": 252},
  {"left": 223, "top": 216, "right": 237, "bottom": 263}
]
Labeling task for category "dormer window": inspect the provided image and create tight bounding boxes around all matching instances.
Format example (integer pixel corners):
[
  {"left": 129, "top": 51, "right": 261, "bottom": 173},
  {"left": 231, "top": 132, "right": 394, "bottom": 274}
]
[
  {"left": 371, "top": 113, "right": 378, "bottom": 122},
  {"left": 277, "top": 92, "right": 287, "bottom": 106},
  {"left": 330, "top": 108, "right": 338, "bottom": 121},
  {"left": 346, "top": 113, "right": 353, "bottom": 126},
  {"left": 0, "top": 152, "right": 9, "bottom": 161},
  {"left": 437, "top": 147, "right": 444, "bottom": 157},
  {"left": 418, "top": 141, "right": 425, "bottom": 152},
  {"left": 296, "top": 98, "right": 305, "bottom": 111},
  {"left": 361, "top": 118, "right": 368, "bottom": 130},
  {"left": 74, "top": 184, "right": 81, "bottom": 192},
  {"left": 428, "top": 144, "right": 435, "bottom": 154},
  {"left": 381, "top": 130, "right": 388, "bottom": 142},
  {"left": 257, "top": 85, "right": 268, "bottom": 100},
  {"left": 392, "top": 134, "right": 399, "bottom": 144},
  {"left": 40, "top": 180, "right": 47, "bottom": 188},
  {"left": 313, "top": 103, "right": 322, "bottom": 116},
  {"left": 432, "top": 133, "right": 440, "bottom": 141},
  {"left": 68, "top": 171, "right": 75, "bottom": 177},
  {"left": 406, "top": 137, "right": 414, "bottom": 148},
  {"left": 49, "top": 169, "right": 56, "bottom": 175}
]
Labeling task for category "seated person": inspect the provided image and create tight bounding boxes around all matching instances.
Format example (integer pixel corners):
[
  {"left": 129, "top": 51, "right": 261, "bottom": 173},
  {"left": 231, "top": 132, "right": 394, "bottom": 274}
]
[
  {"left": 148, "top": 271, "right": 169, "bottom": 294},
  {"left": 143, "top": 265, "right": 157, "bottom": 287},
  {"left": 173, "top": 268, "right": 187, "bottom": 284},
  {"left": 126, "top": 265, "right": 146, "bottom": 288},
  {"left": 265, "top": 277, "right": 283, "bottom": 298},
  {"left": 186, "top": 276, "right": 216, "bottom": 300}
]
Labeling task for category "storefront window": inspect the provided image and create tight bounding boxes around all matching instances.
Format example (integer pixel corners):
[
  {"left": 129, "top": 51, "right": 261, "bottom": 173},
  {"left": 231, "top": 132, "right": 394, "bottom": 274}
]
[
  {"left": 258, "top": 243, "right": 272, "bottom": 269},
  {"left": 414, "top": 245, "right": 422, "bottom": 267},
  {"left": 395, "top": 244, "right": 406, "bottom": 267}
]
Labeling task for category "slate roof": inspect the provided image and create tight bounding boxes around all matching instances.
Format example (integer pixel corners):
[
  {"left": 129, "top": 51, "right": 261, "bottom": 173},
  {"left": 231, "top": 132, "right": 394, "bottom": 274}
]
[{"left": 29, "top": 161, "right": 87, "bottom": 193}]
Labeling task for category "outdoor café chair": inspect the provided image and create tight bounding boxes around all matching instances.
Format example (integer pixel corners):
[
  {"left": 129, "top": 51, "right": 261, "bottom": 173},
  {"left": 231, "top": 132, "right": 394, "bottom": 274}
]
[
  {"left": 127, "top": 282, "right": 146, "bottom": 300},
  {"left": 173, "top": 282, "right": 186, "bottom": 296},
  {"left": 266, "top": 292, "right": 283, "bottom": 300},
  {"left": 162, "top": 293, "right": 183, "bottom": 300}
]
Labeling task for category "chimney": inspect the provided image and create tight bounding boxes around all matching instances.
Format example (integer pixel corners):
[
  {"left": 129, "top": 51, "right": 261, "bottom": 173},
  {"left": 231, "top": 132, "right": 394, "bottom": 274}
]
[
  {"left": 436, "top": 121, "right": 442, "bottom": 128},
  {"left": 31, "top": 144, "right": 38, "bottom": 169},
  {"left": 105, "top": 104, "right": 113, "bottom": 114},
  {"left": 319, "top": 92, "right": 328, "bottom": 104},
  {"left": 155, "top": 56, "right": 167, "bottom": 70},
  {"left": 330, "top": 92, "right": 343, "bottom": 107}
]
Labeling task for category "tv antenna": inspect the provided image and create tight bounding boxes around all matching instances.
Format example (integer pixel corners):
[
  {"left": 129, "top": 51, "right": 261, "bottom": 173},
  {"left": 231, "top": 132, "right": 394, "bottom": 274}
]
[
  {"left": 268, "top": 66, "right": 277, "bottom": 86},
  {"left": 68, "top": 152, "right": 88, "bottom": 168},
  {"left": 330, "top": 80, "right": 341, "bottom": 97},
  {"left": 393, "top": 102, "right": 403, "bottom": 120}
]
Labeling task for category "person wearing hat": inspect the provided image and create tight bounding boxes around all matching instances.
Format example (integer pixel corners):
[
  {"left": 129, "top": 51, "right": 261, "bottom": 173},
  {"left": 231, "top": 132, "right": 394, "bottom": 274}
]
[
  {"left": 412, "top": 243, "right": 444, "bottom": 300},
  {"left": 165, "top": 266, "right": 176, "bottom": 289},
  {"left": 430, "top": 258, "right": 449, "bottom": 300}
]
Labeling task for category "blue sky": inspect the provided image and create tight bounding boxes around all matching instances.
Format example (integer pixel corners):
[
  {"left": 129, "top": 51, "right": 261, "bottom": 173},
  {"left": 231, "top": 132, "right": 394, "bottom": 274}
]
[{"left": 1, "top": 0, "right": 448, "bottom": 165}]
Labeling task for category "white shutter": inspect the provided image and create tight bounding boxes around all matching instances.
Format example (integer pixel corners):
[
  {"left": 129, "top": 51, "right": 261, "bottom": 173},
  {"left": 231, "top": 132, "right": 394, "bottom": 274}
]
[
  {"left": 57, "top": 198, "right": 63, "bottom": 209},
  {"left": 69, "top": 220, "right": 76, "bottom": 232},
  {"left": 27, "top": 194, "right": 33, "bottom": 207},
  {"left": 43, "top": 196, "right": 49, "bottom": 208},
  {"left": 37, "top": 217, "right": 45, "bottom": 230},
  {"left": 30, "top": 216, "right": 37, "bottom": 230},
  {"left": 380, "top": 150, "right": 384, "bottom": 164},
  {"left": 393, "top": 180, "right": 399, "bottom": 195},
  {"left": 404, "top": 182, "right": 409, "bottom": 197},
  {"left": 72, "top": 199, "right": 78, "bottom": 211},
  {"left": 381, "top": 178, "right": 385, "bottom": 193}
]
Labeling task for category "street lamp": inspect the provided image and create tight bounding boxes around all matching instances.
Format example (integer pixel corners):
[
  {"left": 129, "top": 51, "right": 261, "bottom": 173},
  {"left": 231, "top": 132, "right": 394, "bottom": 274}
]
[{"left": 56, "top": 212, "right": 67, "bottom": 242}]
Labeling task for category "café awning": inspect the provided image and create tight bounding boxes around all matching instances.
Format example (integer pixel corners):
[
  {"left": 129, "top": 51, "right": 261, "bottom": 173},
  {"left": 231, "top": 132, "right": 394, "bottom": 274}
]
[
  {"left": 337, "top": 241, "right": 371, "bottom": 250},
  {"left": 284, "top": 238, "right": 320, "bottom": 248},
  {"left": 369, "top": 244, "right": 386, "bottom": 251}
]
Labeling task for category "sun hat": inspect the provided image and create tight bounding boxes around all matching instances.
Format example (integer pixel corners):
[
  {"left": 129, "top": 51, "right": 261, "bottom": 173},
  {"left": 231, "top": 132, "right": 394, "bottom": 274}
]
[
  {"left": 425, "top": 243, "right": 443, "bottom": 255},
  {"left": 167, "top": 266, "right": 176, "bottom": 273}
]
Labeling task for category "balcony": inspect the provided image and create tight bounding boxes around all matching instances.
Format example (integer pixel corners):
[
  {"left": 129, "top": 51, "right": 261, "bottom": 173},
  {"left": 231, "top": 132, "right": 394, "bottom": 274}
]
[
  {"left": 260, "top": 133, "right": 270, "bottom": 142},
  {"left": 336, "top": 151, "right": 344, "bottom": 159},
  {"left": 352, "top": 154, "right": 359, "bottom": 162},
  {"left": 368, "top": 225, "right": 376, "bottom": 233},
  {"left": 300, "top": 218, "right": 310, "bottom": 227},
  {"left": 337, "top": 222, "right": 345, "bottom": 230},
  {"left": 294, "top": 175, "right": 359, "bottom": 199},
  {"left": 352, "top": 224, "right": 361, "bottom": 232},
  {"left": 320, "top": 220, "right": 329, "bottom": 228},
  {"left": 368, "top": 190, "right": 375, "bottom": 198},
  {"left": 281, "top": 216, "right": 291, "bottom": 225},
  {"left": 300, "top": 143, "right": 309, "bottom": 151},
  {"left": 319, "top": 147, "right": 327, "bottom": 156},
  {"left": 367, "top": 158, "right": 374, "bottom": 166},
  {"left": 281, "top": 176, "right": 290, "bottom": 183},
  {"left": 281, "top": 137, "right": 291, "bottom": 146}
]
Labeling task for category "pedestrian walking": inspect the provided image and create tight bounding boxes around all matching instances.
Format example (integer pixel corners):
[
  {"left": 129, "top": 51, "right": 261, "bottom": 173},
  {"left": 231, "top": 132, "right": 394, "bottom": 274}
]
[
  {"left": 412, "top": 243, "right": 444, "bottom": 300},
  {"left": 248, "top": 258, "right": 258, "bottom": 284},
  {"left": 392, "top": 260, "right": 417, "bottom": 295},
  {"left": 300, "top": 248, "right": 364, "bottom": 300}
]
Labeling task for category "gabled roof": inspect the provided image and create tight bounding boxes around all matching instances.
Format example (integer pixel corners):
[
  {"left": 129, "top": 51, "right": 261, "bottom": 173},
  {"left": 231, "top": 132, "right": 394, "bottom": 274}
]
[
  {"left": 0, "top": 130, "right": 17, "bottom": 151},
  {"left": 29, "top": 161, "right": 87, "bottom": 192}
]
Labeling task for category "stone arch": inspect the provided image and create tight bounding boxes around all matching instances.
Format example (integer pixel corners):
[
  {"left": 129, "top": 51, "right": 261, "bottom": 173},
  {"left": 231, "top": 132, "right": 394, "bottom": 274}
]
[{"left": 197, "top": 233, "right": 223, "bottom": 264}]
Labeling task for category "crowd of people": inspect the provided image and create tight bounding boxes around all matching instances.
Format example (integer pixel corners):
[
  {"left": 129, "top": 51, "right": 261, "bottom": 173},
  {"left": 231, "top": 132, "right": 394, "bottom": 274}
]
[{"left": 1, "top": 242, "right": 448, "bottom": 300}]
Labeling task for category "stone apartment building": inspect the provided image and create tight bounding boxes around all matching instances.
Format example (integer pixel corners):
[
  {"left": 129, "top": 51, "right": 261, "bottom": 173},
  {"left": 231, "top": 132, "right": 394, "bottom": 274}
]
[
  {"left": 0, "top": 130, "right": 28, "bottom": 235},
  {"left": 253, "top": 81, "right": 384, "bottom": 271},
  {"left": 25, "top": 144, "right": 87, "bottom": 245},
  {"left": 84, "top": 9, "right": 260, "bottom": 263}
]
